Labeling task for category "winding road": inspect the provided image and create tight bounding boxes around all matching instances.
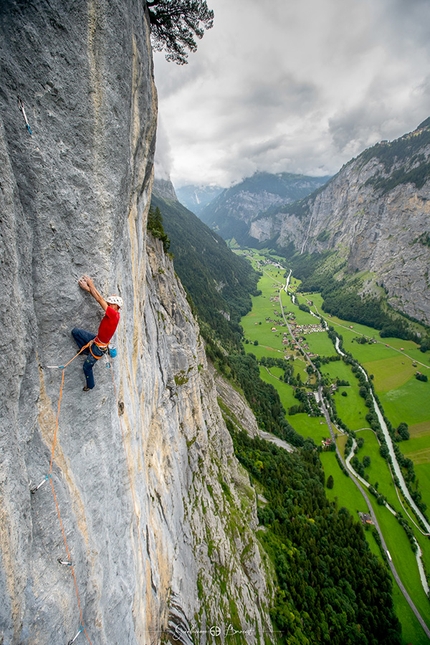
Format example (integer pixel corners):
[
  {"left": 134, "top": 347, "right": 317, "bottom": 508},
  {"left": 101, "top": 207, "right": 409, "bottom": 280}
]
[{"left": 276, "top": 277, "right": 430, "bottom": 638}]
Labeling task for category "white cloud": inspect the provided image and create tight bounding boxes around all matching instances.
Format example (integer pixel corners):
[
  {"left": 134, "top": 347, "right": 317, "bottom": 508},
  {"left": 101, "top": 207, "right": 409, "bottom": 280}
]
[{"left": 154, "top": 0, "right": 430, "bottom": 188}]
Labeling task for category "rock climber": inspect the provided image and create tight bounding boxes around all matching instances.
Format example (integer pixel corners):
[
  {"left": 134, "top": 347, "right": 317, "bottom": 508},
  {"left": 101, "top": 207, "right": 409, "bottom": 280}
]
[{"left": 72, "top": 275, "right": 123, "bottom": 391}]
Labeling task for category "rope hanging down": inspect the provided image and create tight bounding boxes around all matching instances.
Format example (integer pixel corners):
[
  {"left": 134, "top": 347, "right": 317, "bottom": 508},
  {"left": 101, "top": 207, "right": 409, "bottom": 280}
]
[{"left": 33, "top": 341, "right": 94, "bottom": 645}]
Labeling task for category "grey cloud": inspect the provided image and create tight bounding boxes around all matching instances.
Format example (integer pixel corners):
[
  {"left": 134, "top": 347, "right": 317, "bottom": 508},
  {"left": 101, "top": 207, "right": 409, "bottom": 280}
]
[{"left": 154, "top": 0, "right": 430, "bottom": 187}]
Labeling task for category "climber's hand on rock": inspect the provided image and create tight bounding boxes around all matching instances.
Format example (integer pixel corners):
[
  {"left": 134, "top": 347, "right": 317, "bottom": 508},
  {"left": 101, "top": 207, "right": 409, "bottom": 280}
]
[
  {"left": 78, "top": 276, "right": 90, "bottom": 292},
  {"left": 83, "top": 275, "right": 95, "bottom": 289}
]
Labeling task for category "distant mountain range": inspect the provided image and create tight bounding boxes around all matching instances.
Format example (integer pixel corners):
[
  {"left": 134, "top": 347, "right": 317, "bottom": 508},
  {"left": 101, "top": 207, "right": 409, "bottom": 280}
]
[
  {"left": 197, "top": 171, "right": 331, "bottom": 244},
  {"left": 246, "top": 119, "right": 430, "bottom": 327},
  {"left": 176, "top": 184, "right": 224, "bottom": 215},
  {"left": 187, "top": 121, "right": 430, "bottom": 328}
]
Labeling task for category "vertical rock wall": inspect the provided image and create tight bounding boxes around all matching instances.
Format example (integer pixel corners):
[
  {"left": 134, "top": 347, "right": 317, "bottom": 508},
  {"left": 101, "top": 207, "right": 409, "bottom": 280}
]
[{"left": 0, "top": 2, "right": 273, "bottom": 643}]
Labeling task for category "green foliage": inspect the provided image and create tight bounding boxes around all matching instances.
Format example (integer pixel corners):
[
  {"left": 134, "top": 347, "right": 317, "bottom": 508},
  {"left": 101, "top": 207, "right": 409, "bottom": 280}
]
[
  {"left": 150, "top": 193, "right": 259, "bottom": 352},
  {"left": 368, "top": 160, "right": 430, "bottom": 194},
  {"left": 231, "top": 431, "right": 401, "bottom": 645},
  {"left": 326, "top": 474, "right": 334, "bottom": 489},
  {"left": 299, "top": 269, "right": 418, "bottom": 341},
  {"left": 147, "top": 206, "right": 170, "bottom": 252},
  {"left": 228, "top": 353, "right": 304, "bottom": 447},
  {"left": 396, "top": 422, "right": 410, "bottom": 442},
  {"left": 356, "top": 121, "right": 430, "bottom": 193},
  {"left": 415, "top": 372, "right": 428, "bottom": 382},
  {"left": 417, "top": 232, "right": 430, "bottom": 247},
  {"left": 147, "top": 0, "right": 214, "bottom": 64},
  {"left": 419, "top": 336, "right": 430, "bottom": 352}
]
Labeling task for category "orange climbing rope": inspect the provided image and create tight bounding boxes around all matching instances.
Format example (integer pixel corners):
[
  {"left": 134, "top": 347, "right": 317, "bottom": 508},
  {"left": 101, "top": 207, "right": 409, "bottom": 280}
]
[{"left": 45, "top": 342, "right": 94, "bottom": 645}]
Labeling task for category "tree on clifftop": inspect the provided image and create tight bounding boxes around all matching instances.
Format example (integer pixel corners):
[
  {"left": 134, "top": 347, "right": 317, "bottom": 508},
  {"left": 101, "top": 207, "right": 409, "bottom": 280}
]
[{"left": 147, "top": 0, "right": 214, "bottom": 64}]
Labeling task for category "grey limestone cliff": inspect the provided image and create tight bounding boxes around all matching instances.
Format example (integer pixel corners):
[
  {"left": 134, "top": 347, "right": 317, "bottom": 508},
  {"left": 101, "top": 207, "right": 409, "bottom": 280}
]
[{"left": 0, "top": 2, "right": 272, "bottom": 643}]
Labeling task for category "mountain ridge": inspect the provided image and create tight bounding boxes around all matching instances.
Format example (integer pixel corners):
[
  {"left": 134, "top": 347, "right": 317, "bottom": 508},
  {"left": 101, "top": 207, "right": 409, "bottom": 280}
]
[{"left": 198, "top": 171, "right": 331, "bottom": 244}]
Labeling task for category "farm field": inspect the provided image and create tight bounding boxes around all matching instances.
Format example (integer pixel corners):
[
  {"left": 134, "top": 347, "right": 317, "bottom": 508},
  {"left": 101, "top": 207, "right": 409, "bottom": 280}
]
[
  {"left": 353, "top": 429, "right": 400, "bottom": 510},
  {"left": 237, "top": 248, "right": 430, "bottom": 639},
  {"left": 327, "top": 362, "right": 369, "bottom": 431},
  {"left": 368, "top": 496, "right": 430, "bottom": 627},
  {"left": 392, "top": 582, "right": 430, "bottom": 645}
]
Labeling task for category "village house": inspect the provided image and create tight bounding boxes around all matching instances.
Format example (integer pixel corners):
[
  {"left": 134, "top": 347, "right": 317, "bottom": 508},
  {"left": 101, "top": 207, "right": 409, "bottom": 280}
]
[{"left": 358, "top": 513, "right": 374, "bottom": 525}]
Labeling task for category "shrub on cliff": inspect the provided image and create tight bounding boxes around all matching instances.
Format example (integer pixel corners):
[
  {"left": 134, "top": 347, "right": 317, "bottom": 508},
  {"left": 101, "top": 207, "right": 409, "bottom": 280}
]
[{"left": 147, "top": 0, "right": 214, "bottom": 64}]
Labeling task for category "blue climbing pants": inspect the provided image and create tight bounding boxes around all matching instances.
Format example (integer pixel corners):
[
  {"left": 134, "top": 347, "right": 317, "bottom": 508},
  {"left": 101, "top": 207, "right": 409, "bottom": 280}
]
[{"left": 71, "top": 327, "right": 105, "bottom": 390}]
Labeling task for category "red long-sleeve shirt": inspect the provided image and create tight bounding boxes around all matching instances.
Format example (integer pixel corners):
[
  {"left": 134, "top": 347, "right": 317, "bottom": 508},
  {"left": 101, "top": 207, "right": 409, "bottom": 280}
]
[{"left": 96, "top": 306, "right": 120, "bottom": 344}]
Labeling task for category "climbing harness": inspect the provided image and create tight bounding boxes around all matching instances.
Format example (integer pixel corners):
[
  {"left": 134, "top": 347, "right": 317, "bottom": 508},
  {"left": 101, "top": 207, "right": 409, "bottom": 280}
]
[
  {"left": 18, "top": 96, "right": 32, "bottom": 135},
  {"left": 89, "top": 343, "right": 106, "bottom": 361}
]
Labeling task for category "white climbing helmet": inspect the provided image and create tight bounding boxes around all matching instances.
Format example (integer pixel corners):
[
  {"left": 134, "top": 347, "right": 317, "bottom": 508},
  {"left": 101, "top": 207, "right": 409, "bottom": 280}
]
[{"left": 107, "top": 295, "right": 123, "bottom": 308}]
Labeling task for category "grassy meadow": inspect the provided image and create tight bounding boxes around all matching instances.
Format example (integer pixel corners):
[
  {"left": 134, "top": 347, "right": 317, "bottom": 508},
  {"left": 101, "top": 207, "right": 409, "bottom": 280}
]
[{"left": 236, "top": 248, "right": 430, "bottom": 639}]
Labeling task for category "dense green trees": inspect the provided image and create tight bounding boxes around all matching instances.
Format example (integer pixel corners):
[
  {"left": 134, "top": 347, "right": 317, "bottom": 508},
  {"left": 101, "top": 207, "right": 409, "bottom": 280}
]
[
  {"left": 228, "top": 353, "right": 304, "bottom": 447},
  {"left": 150, "top": 194, "right": 259, "bottom": 352},
  {"left": 147, "top": 0, "right": 213, "bottom": 64},
  {"left": 157, "top": 200, "right": 405, "bottom": 640},
  {"left": 147, "top": 206, "right": 170, "bottom": 251},
  {"left": 232, "top": 431, "right": 402, "bottom": 644},
  {"left": 288, "top": 254, "right": 422, "bottom": 342}
]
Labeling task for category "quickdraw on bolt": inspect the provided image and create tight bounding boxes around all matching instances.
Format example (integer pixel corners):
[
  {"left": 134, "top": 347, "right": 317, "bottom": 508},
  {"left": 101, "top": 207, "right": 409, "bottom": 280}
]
[
  {"left": 30, "top": 474, "right": 51, "bottom": 494},
  {"left": 57, "top": 558, "right": 73, "bottom": 567},
  {"left": 18, "top": 96, "right": 32, "bottom": 135},
  {"left": 68, "top": 626, "right": 84, "bottom": 645}
]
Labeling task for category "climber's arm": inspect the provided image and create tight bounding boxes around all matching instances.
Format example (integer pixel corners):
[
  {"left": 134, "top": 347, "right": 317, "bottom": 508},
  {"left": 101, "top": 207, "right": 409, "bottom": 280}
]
[{"left": 78, "top": 275, "right": 108, "bottom": 311}]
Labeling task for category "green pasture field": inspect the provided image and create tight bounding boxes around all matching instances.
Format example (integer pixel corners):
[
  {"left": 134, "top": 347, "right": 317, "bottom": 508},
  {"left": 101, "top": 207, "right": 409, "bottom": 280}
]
[
  {"left": 293, "top": 357, "right": 309, "bottom": 381},
  {"left": 289, "top": 414, "right": 329, "bottom": 443},
  {"left": 320, "top": 361, "right": 369, "bottom": 430},
  {"left": 259, "top": 366, "right": 329, "bottom": 443},
  {"left": 401, "top": 422, "right": 430, "bottom": 463},
  {"left": 301, "top": 331, "right": 337, "bottom": 357},
  {"left": 380, "top": 376, "right": 430, "bottom": 427},
  {"left": 320, "top": 451, "right": 368, "bottom": 514},
  {"left": 369, "top": 497, "right": 430, "bottom": 627},
  {"left": 402, "top": 421, "right": 430, "bottom": 512},
  {"left": 354, "top": 429, "right": 399, "bottom": 510},
  {"left": 331, "top": 386, "right": 369, "bottom": 431},
  {"left": 243, "top": 343, "right": 284, "bottom": 360},
  {"left": 322, "top": 359, "right": 369, "bottom": 430},
  {"left": 259, "top": 366, "right": 295, "bottom": 411},
  {"left": 363, "top": 354, "right": 419, "bottom": 392},
  {"left": 392, "top": 581, "right": 430, "bottom": 645}
]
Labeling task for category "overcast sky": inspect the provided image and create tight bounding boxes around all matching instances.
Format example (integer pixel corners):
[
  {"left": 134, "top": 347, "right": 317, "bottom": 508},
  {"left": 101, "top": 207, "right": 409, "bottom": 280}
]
[{"left": 153, "top": 0, "right": 430, "bottom": 189}]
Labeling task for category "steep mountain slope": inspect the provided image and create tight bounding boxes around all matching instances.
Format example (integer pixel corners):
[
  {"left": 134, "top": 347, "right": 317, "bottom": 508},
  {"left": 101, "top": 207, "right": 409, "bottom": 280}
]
[
  {"left": 0, "top": 3, "right": 273, "bottom": 643},
  {"left": 151, "top": 179, "right": 259, "bottom": 349},
  {"left": 199, "top": 171, "right": 331, "bottom": 244},
  {"left": 176, "top": 183, "right": 224, "bottom": 215},
  {"left": 249, "top": 121, "right": 430, "bottom": 326}
]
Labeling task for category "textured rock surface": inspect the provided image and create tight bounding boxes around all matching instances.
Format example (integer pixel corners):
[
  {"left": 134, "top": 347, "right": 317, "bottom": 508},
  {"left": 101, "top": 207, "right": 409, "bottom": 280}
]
[{"left": 0, "top": 2, "right": 272, "bottom": 643}]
